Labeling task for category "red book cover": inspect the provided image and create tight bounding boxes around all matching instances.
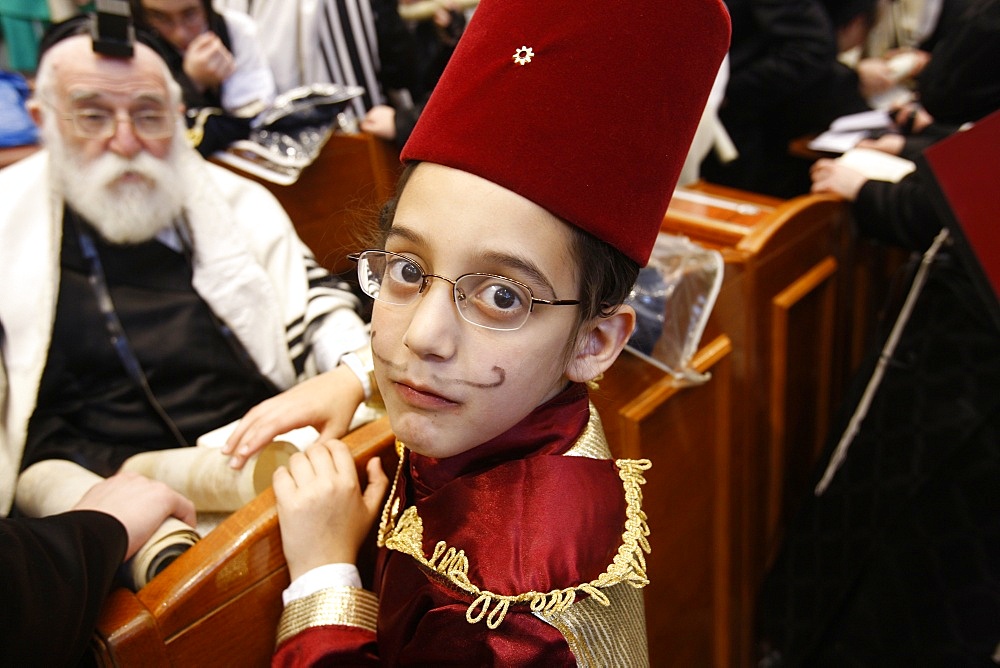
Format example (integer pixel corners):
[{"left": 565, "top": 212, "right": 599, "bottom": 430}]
[{"left": 923, "top": 108, "right": 1000, "bottom": 312}]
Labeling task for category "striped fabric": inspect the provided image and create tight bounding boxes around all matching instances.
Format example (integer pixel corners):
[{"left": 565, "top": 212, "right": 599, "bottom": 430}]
[
  {"left": 227, "top": 0, "right": 384, "bottom": 120},
  {"left": 288, "top": 253, "right": 361, "bottom": 378},
  {"left": 314, "top": 0, "right": 385, "bottom": 118}
]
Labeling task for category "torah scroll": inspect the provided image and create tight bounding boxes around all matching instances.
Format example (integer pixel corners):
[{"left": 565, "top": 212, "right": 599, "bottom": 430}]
[
  {"left": 119, "top": 441, "right": 298, "bottom": 512},
  {"left": 14, "top": 442, "right": 296, "bottom": 589},
  {"left": 14, "top": 459, "right": 200, "bottom": 590}
]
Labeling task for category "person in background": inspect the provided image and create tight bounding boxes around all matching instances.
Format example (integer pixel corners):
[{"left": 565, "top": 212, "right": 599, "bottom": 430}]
[
  {"left": 809, "top": 0, "right": 1000, "bottom": 251},
  {"left": 0, "top": 27, "right": 370, "bottom": 517},
  {"left": 129, "top": 0, "right": 276, "bottom": 155},
  {"left": 215, "top": 0, "right": 461, "bottom": 151},
  {"left": 701, "top": 0, "right": 875, "bottom": 198},
  {"left": 359, "top": 0, "right": 466, "bottom": 148},
  {"left": 758, "top": 116, "right": 1000, "bottom": 668},
  {"left": 852, "top": 0, "right": 973, "bottom": 109}
]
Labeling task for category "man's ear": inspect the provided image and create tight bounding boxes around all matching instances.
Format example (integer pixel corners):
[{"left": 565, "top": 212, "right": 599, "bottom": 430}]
[
  {"left": 27, "top": 100, "right": 43, "bottom": 127},
  {"left": 565, "top": 304, "right": 636, "bottom": 383}
]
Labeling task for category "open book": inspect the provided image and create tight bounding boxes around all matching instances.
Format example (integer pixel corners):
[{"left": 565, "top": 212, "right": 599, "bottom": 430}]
[
  {"left": 836, "top": 147, "right": 916, "bottom": 183},
  {"left": 807, "top": 110, "right": 894, "bottom": 154}
]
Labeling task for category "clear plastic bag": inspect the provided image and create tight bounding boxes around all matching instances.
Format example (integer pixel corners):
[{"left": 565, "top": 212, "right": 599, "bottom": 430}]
[{"left": 625, "top": 233, "right": 724, "bottom": 385}]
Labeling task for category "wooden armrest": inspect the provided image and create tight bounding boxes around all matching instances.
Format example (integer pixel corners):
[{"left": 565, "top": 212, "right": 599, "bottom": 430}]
[{"left": 93, "top": 417, "right": 396, "bottom": 667}]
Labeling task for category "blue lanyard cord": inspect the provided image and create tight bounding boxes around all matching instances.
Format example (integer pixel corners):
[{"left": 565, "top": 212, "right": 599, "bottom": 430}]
[{"left": 72, "top": 217, "right": 190, "bottom": 448}]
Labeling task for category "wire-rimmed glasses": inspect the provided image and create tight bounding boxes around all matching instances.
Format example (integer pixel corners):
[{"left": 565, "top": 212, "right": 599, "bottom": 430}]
[
  {"left": 42, "top": 100, "right": 175, "bottom": 140},
  {"left": 349, "top": 249, "right": 580, "bottom": 331}
]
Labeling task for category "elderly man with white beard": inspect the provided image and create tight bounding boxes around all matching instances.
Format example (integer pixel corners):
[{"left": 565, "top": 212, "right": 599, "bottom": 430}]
[{"left": 0, "top": 32, "right": 371, "bottom": 517}]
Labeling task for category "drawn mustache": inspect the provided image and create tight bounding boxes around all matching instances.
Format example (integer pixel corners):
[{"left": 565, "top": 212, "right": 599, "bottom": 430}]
[{"left": 372, "top": 347, "right": 505, "bottom": 389}]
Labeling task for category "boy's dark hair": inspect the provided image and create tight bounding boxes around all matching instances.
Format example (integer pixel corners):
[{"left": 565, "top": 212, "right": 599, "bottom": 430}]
[{"left": 566, "top": 224, "right": 639, "bottom": 322}]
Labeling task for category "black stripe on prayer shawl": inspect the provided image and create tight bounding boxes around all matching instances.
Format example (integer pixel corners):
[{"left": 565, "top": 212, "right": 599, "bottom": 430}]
[
  {"left": 318, "top": 0, "right": 384, "bottom": 119},
  {"left": 286, "top": 313, "right": 309, "bottom": 376}
]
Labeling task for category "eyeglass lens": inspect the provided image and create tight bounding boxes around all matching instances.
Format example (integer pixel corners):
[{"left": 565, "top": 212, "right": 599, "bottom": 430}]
[
  {"left": 357, "top": 251, "right": 534, "bottom": 330},
  {"left": 71, "top": 109, "right": 173, "bottom": 139}
]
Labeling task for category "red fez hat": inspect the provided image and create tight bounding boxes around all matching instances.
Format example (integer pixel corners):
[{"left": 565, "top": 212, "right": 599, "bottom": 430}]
[{"left": 401, "top": 0, "right": 731, "bottom": 265}]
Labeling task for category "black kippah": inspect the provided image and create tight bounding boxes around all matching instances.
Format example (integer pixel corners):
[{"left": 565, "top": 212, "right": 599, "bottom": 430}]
[{"left": 36, "top": 13, "right": 169, "bottom": 66}]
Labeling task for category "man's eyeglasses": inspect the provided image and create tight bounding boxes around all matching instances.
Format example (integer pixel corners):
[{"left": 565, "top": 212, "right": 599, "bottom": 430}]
[
  {"left": 44, "top": 101, "right": 175, "bottom": 140},
  {"left": 349, "top": 250, "right": 581, "bottom": 331}
]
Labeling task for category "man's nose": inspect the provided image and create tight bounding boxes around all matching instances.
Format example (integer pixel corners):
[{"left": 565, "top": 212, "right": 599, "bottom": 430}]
[
  {"left": 168, "top": 23, "right": 199, "bottom": 51},
  {"left": 107, "top": 112, "right": 142, "bottom": 158}
]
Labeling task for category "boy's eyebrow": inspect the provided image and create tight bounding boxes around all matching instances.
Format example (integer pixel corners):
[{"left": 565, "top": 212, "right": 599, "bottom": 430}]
[
  {"left": 479, "top": 250, "right": 559, "bottom": 297},
  {"left": 387, "top": 224, "right": 561, "bottom": 297},
  {"left": 385, "top": 225, "right": 423, "bottom": 247}
]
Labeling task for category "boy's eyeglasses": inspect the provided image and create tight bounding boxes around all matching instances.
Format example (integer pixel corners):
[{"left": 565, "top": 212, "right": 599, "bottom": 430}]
[{"left": 349, "top": 250, "right": 580, "bottom": 331}]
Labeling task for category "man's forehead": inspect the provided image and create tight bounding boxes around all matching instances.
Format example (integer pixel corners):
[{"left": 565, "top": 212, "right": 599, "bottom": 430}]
[
  {"left": 50, "top": 36, "right": 168, "bottom": 99},
  {"left": 66, "top": 88, "right": 169, "bottom": 107}
]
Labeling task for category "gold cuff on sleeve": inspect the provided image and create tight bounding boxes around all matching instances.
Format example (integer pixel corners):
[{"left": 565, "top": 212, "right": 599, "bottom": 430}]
[{"left": 276, "top": 586, "right": 379, "bottom": 647}]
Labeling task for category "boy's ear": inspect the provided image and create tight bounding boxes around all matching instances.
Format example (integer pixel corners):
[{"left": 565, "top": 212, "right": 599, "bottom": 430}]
[{"left": 565, "top": 304, "right": 636, "bottom": 383}]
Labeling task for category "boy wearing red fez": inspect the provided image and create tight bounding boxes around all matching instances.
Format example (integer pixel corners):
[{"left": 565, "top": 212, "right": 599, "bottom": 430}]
[{"left": 233, "top": 0, "right": 730, "bottom": 663}]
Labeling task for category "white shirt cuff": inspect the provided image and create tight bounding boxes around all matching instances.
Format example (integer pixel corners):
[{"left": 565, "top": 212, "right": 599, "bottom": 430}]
[
  {"left": 340, "top": 352, "right": 372, "bottom": 400},
  {"left": 282, "top": 563, "right": 362, "bottom": 605}
]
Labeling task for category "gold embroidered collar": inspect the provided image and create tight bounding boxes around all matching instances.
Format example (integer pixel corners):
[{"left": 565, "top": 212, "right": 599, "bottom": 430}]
[{"left": 375, "top": 404, "right": 652, "bottom": 629}]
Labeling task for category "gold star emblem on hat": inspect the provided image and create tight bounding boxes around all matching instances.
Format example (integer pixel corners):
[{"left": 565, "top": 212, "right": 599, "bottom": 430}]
[{"left": 512, "top": 46, "right": 534, "bottom": 66}]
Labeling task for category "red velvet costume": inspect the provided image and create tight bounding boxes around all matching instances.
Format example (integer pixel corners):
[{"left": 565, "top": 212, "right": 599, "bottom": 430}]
[
  {"left": 273, "top": 383, "right": 652, "bottom": 666},
  {"left": 273, "top": 0, "right": 729, "bottom": 660}
]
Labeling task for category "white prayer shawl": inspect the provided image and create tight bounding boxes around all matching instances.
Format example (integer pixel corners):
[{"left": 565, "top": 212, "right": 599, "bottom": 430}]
[
  {"left": 218, "top": 7, "right": 278, "bottom": 114},
  {"left": 217, "top": 0, "right": 384, "bottom": 118},
  {"left": 0, "top": 150, "right": 368, "bottom": 514}
]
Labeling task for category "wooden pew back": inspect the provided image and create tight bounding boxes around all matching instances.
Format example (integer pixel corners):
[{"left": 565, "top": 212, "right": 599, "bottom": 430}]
[{"left": 92, "top": 417, "right": 397, "bottom": 667}]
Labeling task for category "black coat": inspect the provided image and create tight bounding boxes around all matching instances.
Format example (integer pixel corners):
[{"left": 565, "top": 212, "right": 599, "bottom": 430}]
[
  {"left": 756, "top": 249, "right": 1000, "bottom": 667},
  {"left": 0, "top": 511, "right": 127, "bottom": 667},
  {"left": 703, "top": 0, "right": 870, "bottom": 197}
]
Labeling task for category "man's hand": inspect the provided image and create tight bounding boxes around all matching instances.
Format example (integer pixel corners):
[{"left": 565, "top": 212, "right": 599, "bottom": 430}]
[
  {"left": 273, "top": 441, "right": 389, "bottom": 581},
  {"left": 810, "top": 158, "right": 868, "bottom": 202},
  {"left": 360, "top": 105, "right": 398, "bottom": 141},
  {"left": 857, "top": 133, "right": 906, "bottom": 155},
  {"left": 182, "top": 32, "right": 235, "bottom": 91},
  {"left": 857, "top": 57, "right": 896, "bottom": 98},
  {"left": 73, "top": 472, "right": 196, "bottom": 561},
  {"left": 224, "top": 365, "right": 365, "bottom": 469}
]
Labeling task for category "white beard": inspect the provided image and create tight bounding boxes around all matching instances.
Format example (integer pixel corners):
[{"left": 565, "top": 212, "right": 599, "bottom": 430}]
[{"left": 43, "top": 121, "right": 192, "bottom": 244}]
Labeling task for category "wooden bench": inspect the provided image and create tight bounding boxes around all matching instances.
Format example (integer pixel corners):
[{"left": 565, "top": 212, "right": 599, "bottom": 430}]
[{"left": 92, "top": 417, "right": 397, "bottom": 667}]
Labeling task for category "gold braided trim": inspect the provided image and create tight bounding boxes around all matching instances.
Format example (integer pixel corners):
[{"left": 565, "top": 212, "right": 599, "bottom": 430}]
[
  {"left": 375, "top": 440, "right": 408, "bottom": 549},
  {"left": 563, "top": 402, "right": 613, "bottom": 460},
  {"left": 376, "top": 408, "right": 652, "bottom": 630},
  {"left": 539, "top": 581, "right": 650, "bottom": 667},
  {"left": 184, "top": 107, "right": 222, "bottom": 148},
  {"left": 275, "top": 586, "right": 379, "bottom": 647}
]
